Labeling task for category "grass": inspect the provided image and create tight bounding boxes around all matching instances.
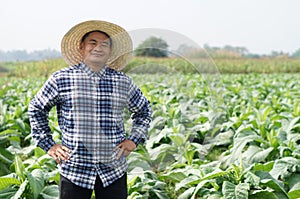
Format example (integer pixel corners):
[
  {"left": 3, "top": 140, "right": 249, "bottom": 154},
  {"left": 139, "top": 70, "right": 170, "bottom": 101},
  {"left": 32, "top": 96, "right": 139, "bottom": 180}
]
[{"left": 1, "top": 57, "right": 300, "bottom": 79}]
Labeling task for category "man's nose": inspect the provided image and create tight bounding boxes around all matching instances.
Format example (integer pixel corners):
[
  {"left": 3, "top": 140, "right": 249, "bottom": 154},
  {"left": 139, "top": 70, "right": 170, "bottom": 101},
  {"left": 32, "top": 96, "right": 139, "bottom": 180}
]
[{"left": 94, "top": 44, "right": 103, "bottom": 51}]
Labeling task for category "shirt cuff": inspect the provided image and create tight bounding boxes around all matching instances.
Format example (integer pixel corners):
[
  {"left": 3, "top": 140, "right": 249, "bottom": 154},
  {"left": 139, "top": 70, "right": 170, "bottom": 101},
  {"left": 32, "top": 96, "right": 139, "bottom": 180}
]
[
  {"left": 37, "top": 137, "right": 56, "bottom": 152},
  {"left": 128, "top": 134, "right": 145, "bottom": 147}
]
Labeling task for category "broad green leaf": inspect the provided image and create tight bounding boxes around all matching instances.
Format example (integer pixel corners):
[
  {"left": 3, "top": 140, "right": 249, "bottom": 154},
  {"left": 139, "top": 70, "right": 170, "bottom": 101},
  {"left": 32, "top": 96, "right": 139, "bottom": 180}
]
[
  {"left": 127, "top": 153, "right": 152, "bottom": 171},
  {"left": 14, "top": 118, "right": 26, "bottom": 132},
  {"left": 222, "top": 181, "right": 249, "bottom": 199},
  {"left": 207, "top": 193, "right": 223, "bottom": 199},
  {"left": 0, "top": 186, "right": 19, "bottom": 199},
  {"left": 128, "top": 175, "right": 141, "bottom": 190},
  {"left": 147, "top": 128, "right": 172, "bottom": 148},
  {"left": 224, "top": 133, "right": 262, "bottom": 166},
  {"left": 0, "top": 163, "right": 11, "bottom": 176},
  {"left": 12, "top": 179, "right": 28, "bottom": 199},
  {"left": 0, "top": 148, "right": 14, "bottom": 164},
  {"left": 129, "top": 182, "right": 144, "bottom": 194},
  {"left": 287, "top": 174, "right": 300, "bottom": 199},
  {"left": 192, "top": 179, "right": 218, "bottom": 198},
  {"left": 169, "top": 134, "right": 185, "bottom": 146},
  {"left": 287, "top": 174, "right": 300, "bottom": 190},
  {"left": 46, "top": 170, "right": 60, "bottom": 184},
  {"left": 244, "top": 171, "right": 260, "bottom": 187},
  {"left": 0, "top": 129, "right": 22, "bottom": 138},
  {"left": 212, "top": 130, "right": 234, "bottom": 146},
  {"left": 269, "top": 157, "right": 300, "bottom": 179},
  {"left": 178, "top": 187, "right": 195, "bottom": 199},
  {"left": 149, "top": 144, "right": 176, "bottom": 160},
  {"left": 252, "top": 161, "right": 274, "bottom": 172},
  {"left": 14, "top": 155, "right": 25, "bottom": 182},
  {"left": 27, "top": 169, "right": 44, "bottom": 199},
  {"left": 152, "top": 189, "right": 168, "bottom": 199},
  {"left": 127, "top": 191, "right": 147, "bottom": 199},
  {"left": 34, "top": 147, "right": 46, "bottom": 158},
  {"left": 40, "top": 185, "right": 59, "bottom": 199},
  {"left": 292, "top": 102, "right": 300, "bottom": 117},
  {"left": 243, "top": 145, "right": 273, "bottom": 164},
  {"left": 175, "top": 175, "right": 199, "bottom": 192},
  {"left": 149, "top": 116, "right": 166, "bottom": 131},
  {"left": 249, "top": 190, "right": 278, "bottom": 199},
  {"left": 259, "top": 107, "right": 273, "bottom": 122},
  {"left": 0, "top": 176, "right": 20, "bottom": 190},
  {"left": 200, "top": 170, "right": 228, "bottom": 182},
  {"left": 38, "top": 154, "right": 56, "bottom": 165},
  {"left": 175, "top": 169, "right": 227, "bottom": 192},
  {"left": 285, "top": 116, "right": 300, "bottom": 133},
  {"left": 288, "top": 182, "right": 300, "bottom": 199},
  {"left": 256, "top": 171, "right": 289, "bottom": 199},
  {"left": 278, "top": 146, "right": 293, "bottom": 157},
  {"left": 159, "top": 171, "right": 187, "bottom": 183}
]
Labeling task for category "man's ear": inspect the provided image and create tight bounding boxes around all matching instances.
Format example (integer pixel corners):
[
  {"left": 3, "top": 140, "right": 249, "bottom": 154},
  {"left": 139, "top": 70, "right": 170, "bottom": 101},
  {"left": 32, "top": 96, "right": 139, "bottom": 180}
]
[{"left": 79, "top": 43, "right": 84, "bottom": 54}]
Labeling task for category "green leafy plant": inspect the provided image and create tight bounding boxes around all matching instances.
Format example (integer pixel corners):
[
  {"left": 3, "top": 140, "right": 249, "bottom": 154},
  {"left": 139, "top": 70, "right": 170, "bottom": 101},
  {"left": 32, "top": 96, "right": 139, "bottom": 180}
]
[{"left": 1, "top": 65, "right": 300, "bottom": 198}]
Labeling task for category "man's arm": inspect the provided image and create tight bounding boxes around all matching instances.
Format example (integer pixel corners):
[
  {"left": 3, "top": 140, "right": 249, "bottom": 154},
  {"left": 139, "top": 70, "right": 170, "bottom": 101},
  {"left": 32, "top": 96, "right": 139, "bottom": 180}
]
[
  {"left": 115, "top": 79, "right": 152, "bottom": 159},
  {"left": 126, "top": 80, "right": 152, "bottom": 146},
  {"left": 29, "top": 74, "right": 71, "bottom": 164},
  {"left": 28, "top": 75, "right": 59, "bottom": 152}
]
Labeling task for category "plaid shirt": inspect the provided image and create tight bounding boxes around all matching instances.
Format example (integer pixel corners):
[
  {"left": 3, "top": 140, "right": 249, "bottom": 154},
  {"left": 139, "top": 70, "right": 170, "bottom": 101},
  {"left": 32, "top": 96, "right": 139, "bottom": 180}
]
[{"left": 28, "top": 63, "right": 152, "bottom": 189}]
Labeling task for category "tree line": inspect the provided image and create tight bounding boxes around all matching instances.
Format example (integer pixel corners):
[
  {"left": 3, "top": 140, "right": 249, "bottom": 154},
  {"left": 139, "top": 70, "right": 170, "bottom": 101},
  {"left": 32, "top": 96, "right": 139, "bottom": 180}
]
[
  {"left": 134, "top": 37, "right": 300, "bottom": 59},
  {"left": 0, "top": 49, "right": 61, "bottom": 62},
  {"left": 0, "top": 37, "right": 299, "bottom": 62}
]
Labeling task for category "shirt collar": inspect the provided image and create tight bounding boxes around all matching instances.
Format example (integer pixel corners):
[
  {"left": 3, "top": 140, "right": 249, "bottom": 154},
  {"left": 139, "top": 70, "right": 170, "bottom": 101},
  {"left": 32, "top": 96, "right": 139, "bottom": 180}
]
[{"left": 78, "top": 62, "right": 107, "bottom": 78}]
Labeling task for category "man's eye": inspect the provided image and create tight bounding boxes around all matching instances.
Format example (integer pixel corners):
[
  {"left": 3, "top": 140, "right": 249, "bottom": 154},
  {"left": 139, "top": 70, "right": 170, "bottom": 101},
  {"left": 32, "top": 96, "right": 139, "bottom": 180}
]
[{"left": 101, "top": 42, "right": 109, "bottom": 47}]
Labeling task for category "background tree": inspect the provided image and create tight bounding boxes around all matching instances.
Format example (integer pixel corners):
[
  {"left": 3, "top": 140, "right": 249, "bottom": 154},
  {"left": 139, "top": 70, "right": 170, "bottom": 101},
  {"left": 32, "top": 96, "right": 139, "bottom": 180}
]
[
  {"left": 134, "top": 36, "right": 169, "bottom": 57},
  {"left": 291, "top": 48, "right": 300, "bottom": 58}
]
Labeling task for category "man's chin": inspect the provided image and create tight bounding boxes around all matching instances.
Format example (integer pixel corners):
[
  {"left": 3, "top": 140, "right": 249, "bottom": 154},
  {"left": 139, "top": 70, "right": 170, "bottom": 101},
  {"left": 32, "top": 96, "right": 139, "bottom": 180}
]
[
  {"left": 84, "top": 59, "right": 106, "bottom": 67},
  {"left": 91, "top": 60, "right": 106, "bottom": 67},
  {"left": 90, "top": 57, "right": 106, "bottom": 63}
]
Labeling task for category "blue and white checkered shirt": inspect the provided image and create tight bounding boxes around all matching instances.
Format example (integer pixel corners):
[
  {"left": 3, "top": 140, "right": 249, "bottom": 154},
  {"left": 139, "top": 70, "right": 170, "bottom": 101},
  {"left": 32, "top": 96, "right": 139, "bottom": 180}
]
[{"left": 28, "top": 62, "right": 152, "bottom": 189}]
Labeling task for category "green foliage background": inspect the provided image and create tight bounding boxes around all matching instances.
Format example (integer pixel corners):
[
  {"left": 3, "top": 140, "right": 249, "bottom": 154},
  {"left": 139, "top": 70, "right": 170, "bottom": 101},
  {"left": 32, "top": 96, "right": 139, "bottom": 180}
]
[{"left": 0, "top": 57, "right": 300, "bottom": 198}]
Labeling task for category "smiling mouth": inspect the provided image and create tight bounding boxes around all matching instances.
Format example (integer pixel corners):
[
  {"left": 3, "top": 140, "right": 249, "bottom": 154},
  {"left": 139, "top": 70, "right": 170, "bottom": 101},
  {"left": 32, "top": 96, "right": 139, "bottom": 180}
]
[{"left": 91, "top": 53, "right": 104, "bottom": 56}]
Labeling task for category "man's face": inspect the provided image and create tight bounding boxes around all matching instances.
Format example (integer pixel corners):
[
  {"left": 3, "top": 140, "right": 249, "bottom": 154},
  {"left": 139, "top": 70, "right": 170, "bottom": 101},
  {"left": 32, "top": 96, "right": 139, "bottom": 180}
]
[{"left": 80, "top": 31, "right": 112, "bottom": 67}]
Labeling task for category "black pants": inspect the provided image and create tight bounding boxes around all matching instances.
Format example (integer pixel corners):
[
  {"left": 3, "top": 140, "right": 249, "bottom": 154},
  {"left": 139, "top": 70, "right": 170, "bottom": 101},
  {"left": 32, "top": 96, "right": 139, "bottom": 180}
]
[{"left": 59, "top": 174, "right": 128, "bottom": 199}]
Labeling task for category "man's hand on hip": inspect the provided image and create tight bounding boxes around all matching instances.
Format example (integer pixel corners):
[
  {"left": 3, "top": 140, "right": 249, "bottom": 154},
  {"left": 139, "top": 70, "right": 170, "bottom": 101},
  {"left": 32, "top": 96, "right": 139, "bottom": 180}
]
[
  {"left": 48, "top": 144, "right": 71, "bottom": 164},
  {"left": 114, "top": 139, "right": 136, "bottom": 160}
]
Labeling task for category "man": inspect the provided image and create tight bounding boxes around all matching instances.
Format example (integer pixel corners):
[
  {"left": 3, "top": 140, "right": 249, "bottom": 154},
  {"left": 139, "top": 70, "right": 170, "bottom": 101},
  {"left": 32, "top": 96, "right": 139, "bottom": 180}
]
[{"left": 28, "top": 20, "right": 152, "bottom": 199}]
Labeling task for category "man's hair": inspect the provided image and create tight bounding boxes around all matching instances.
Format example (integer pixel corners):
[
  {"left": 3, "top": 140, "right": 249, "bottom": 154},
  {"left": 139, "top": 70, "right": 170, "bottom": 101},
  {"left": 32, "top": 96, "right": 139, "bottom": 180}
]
[{"left": 81, "top": 30, "right": 112, "bottom": 47}]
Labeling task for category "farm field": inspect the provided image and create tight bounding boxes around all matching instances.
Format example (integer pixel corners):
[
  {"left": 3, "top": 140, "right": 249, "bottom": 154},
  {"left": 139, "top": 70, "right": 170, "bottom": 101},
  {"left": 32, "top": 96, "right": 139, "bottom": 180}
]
[{"left": 0, "top": 58, "right": 300, "bottom": 198}]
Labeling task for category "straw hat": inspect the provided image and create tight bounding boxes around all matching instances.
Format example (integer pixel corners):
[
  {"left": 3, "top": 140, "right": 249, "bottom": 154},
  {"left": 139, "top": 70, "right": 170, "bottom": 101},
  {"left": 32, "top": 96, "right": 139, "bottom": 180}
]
[{"left": 61, "top": 20, "right": 133, "bottom": 70}]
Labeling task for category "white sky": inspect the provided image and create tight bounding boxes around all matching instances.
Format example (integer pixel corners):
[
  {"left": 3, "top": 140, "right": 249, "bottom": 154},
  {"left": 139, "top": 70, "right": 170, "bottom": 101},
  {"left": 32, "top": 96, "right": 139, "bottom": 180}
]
[{"left": 1, "top": 0, "right": 299, "bottom": 54}]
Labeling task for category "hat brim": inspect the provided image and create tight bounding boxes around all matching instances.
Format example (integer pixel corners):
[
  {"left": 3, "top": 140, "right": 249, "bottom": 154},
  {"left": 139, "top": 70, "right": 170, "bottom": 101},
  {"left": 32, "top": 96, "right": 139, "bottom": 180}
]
[{"left": 61, "top": 20, "right": 133, "bottom": 71}]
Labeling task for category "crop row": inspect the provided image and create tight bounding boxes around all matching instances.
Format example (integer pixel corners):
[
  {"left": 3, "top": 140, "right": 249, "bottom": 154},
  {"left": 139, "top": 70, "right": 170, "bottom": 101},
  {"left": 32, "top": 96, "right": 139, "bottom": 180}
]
[{"left": 0, "top": 73, "right": 300, "bottom": 198}]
